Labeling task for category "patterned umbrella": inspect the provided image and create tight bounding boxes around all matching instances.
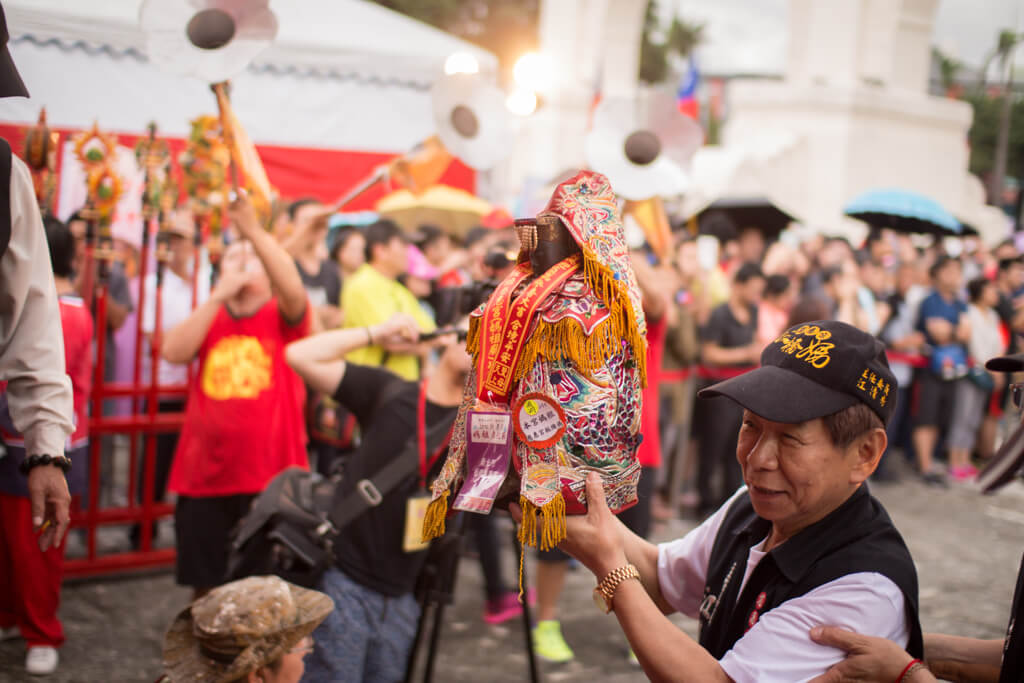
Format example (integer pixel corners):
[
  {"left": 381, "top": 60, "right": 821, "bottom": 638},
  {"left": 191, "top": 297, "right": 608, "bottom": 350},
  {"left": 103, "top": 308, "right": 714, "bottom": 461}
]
[{"left": 844, "top": 188, "right": 962, "bottom": 236}]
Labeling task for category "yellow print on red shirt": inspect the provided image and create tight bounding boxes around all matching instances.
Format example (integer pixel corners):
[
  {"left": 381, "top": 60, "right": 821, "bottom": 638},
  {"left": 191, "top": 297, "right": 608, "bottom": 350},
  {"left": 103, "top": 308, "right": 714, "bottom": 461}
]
[{"left": 201, "top": 335, "right": 272, "bottom": 400}]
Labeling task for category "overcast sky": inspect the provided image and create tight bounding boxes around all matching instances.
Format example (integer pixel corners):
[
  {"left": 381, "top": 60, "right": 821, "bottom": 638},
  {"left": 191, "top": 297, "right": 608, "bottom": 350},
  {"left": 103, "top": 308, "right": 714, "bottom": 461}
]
[{"left": 665, "top": 0, "right": 1023, "bottom": 75}]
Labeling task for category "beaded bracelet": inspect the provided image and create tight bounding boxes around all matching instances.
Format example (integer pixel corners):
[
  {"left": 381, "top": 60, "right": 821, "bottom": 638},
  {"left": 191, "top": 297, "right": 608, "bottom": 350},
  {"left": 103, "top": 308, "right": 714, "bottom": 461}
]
[
  {"left": 895, "top": 659, "right": 926, "bottom": 683},
  {"left": 18, "top": 454, "right": 72, "bottom": 476}
]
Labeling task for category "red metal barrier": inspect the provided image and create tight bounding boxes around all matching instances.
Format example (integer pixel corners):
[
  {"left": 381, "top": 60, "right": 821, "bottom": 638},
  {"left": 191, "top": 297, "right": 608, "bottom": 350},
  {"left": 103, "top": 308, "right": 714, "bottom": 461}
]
[{"left": 65, "top": 191, "right": 194, "bottom": 578}]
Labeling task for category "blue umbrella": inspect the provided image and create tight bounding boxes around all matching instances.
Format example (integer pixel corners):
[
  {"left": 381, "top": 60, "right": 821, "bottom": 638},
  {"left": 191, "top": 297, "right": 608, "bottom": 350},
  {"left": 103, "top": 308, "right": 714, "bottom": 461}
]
[{"left": 843, "top": 188, "right": 962, "bottom": 236}]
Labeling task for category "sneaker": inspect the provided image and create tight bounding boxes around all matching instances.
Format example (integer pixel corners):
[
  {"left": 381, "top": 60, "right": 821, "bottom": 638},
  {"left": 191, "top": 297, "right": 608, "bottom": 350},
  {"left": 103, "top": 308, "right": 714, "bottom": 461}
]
[
  {"left": 483, "top": 588, "right": 536, "bottom": 625},
  {"left": 26, "top": 646, "right": 58, "bottom": 676},
  {"left": 627, "top": 647, "right": 640, "bottom": 667},
  {"left": 921, "top": 470, "right": 950, "bottom": 488},
  {"left": 532, "top": 620, "right": 574, "bottom": 663},
  {"left": 951, "top": 464, "right": 979, "bottom": 482}
]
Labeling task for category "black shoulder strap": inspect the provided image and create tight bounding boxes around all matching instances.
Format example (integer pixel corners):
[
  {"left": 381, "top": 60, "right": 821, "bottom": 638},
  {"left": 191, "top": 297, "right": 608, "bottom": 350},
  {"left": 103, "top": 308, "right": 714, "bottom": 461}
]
[
  {"left": 327, "top": 392, "right": 452, "bottom": 532},
  {"left": 0, "top": 138, "right": 12, "bottom": 260}
]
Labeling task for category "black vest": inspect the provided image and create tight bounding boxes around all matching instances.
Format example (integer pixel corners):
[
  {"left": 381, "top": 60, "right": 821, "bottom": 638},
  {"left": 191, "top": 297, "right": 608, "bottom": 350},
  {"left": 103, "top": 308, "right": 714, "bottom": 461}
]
[
  {"left": 0, "top": 138, "right": 12, "bottom": 259},
  {"left": 697, "top": 486, "right": 924, "bottom": 660}
]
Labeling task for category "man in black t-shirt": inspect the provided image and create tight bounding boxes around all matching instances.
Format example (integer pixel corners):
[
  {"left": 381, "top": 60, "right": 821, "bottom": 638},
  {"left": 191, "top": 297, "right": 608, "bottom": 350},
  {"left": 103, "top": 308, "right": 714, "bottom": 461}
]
[
  {"left": 281, "top": 199, "right": 348, "bottom": 476},
  {"left": 285, "top": 313, "right": 470, "bottom": 683},
  {"left": 281, "top": 198, "right": 342, "bottom": 330},
  {"left": 694, "top": 262, "right": 765, "bottom": 517}
]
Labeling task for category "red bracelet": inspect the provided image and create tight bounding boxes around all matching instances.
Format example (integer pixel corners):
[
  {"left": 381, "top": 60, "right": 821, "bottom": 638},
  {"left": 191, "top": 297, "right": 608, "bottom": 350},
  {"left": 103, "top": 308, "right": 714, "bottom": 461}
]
[{"left": 895, "top": 658, "right": 923, "bottom": 683}]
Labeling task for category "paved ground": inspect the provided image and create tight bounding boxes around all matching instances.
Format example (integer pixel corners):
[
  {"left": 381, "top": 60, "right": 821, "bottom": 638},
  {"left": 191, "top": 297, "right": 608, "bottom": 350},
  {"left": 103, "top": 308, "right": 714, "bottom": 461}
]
[{"left": 2, "top": 466, "right": 1022, "bottom": 682}]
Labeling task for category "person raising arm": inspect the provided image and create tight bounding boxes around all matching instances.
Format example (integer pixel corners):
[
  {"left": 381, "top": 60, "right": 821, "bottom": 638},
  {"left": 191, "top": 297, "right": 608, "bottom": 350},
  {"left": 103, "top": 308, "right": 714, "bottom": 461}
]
[
  {"left": 284, "top": 313, "right": 425, "bottom": 395},
  {"left": 162, "top": 192, "right": 307, "bottom": 364}
]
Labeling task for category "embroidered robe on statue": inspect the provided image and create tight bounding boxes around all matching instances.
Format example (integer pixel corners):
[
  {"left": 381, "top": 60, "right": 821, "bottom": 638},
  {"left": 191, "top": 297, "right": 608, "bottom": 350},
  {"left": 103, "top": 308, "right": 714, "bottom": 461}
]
[{"left": 423, "top": 171, "right": 647, "bottom": 550}]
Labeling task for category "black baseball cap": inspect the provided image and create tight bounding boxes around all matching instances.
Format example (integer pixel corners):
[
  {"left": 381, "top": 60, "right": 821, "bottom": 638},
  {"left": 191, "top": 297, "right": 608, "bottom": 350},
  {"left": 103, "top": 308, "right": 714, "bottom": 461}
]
[
  {"left": 0, "top": 4, "right": 27, "bottom": 99},
  {"left": 986, "top": 353, "right": 1024, "bottom": 373},
  {"left": 699, "top": 320, "right": 897, "bottom": 426},
  {"left": 979, "top": 352, "right": 1024, "bottom": 493}
]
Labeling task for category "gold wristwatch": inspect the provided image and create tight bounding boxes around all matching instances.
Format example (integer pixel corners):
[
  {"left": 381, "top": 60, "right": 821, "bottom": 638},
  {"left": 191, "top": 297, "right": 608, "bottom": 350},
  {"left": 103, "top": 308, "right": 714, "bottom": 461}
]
[{"left": 593, "top": 564, "right": 640, "bottom": 614}]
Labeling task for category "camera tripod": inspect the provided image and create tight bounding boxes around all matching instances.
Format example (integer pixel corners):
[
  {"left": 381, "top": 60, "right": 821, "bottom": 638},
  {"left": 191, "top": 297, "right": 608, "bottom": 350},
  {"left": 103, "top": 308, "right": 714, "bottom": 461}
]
[{"left": 404, "top": 512, "right": 541, "bottom": 683}]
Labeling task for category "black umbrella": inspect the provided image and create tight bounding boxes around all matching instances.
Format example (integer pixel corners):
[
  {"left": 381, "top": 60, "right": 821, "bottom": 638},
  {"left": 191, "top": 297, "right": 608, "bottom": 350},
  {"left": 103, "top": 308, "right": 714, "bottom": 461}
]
[
  {"left": 957, "top": 220, "right": 980, "bottom": 238},
  {"left": 692, "top": 197, "right": 797, "bottom": 241}
]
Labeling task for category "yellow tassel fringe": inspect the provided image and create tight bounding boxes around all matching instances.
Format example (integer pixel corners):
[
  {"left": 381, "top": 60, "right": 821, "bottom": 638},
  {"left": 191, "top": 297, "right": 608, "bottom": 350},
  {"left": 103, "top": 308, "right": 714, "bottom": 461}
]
[
  {"left": 466, "top": 314, "right": 481, "bottom": 356},
  {"left": 466, "top": 253, "right": 648, "bottom": 388},
  {"left": 580, "top": 251, "right": 647, "bottom": 387},
  {"left": 516, "top": 495, "right": 567, "bottom": 551},
  {"left": 420, "top": 491, "right": 449, "bottom": 543},
  {"left": 518, "top": 533, "right": 527, "bottom": 602}
]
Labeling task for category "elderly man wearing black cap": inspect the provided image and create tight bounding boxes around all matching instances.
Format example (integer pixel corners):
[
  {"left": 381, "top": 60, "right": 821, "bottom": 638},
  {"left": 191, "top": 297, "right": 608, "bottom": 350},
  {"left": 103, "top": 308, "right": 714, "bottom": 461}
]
[
  {"left": 545, "top": 320, "right": 923, "bottom": 682},
  {"left": 800, "top": 350, "right": 1024, "bottom": 683}
]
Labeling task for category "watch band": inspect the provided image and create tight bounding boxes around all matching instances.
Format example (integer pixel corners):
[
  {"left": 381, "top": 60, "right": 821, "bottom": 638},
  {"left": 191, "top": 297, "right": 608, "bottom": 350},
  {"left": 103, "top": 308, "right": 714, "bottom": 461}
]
[{"left": 596, "top": 564, "right": 640, "bottom": 607}]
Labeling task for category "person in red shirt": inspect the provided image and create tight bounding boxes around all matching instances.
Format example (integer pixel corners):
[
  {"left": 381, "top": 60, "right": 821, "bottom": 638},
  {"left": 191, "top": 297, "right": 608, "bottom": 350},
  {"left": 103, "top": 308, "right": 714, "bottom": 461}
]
[
  {"left": 0, "top": 215, "right": 93, "bottom": 676},
  {"left": 162, "top": 192, "right": 310, "bottom": 598},
  {"left": 620, "top": 251, "right": 671, "bottom": 537}
]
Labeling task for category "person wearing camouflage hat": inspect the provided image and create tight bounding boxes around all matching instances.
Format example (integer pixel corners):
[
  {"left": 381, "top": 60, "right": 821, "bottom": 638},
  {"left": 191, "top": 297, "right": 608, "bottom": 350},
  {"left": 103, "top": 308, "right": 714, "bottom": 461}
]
[{"left": 161, "top": 576, "right": 333, "bottom": 683}]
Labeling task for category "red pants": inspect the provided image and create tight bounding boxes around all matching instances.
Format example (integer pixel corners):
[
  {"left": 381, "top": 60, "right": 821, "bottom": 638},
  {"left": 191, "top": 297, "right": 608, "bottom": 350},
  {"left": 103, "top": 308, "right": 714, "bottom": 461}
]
[{"left": 0, "top": 493, "right": 65, "bottom": 647}]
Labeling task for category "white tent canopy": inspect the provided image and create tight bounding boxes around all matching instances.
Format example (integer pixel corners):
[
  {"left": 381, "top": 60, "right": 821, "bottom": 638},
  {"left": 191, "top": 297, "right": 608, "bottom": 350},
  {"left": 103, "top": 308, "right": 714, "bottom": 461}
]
[{"left": 0, "top": 0, "right": 497, "bottom": 152}]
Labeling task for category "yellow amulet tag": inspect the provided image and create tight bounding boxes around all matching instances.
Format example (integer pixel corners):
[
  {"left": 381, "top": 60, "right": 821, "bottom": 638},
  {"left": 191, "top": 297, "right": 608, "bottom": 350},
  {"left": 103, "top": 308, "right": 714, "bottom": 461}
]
[
  {"left": 403, "top": 494, "right": 431, "bottom": 553},
  {"left": 513, "top": 393, "right": 566, "bottom": 449}
]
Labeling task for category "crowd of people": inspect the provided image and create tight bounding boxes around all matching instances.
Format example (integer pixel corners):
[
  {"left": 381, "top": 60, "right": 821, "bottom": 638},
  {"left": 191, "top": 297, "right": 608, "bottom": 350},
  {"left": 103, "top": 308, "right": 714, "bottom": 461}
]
[{"left": 4, "top": 184, "right": 1024, "bottom": 678}]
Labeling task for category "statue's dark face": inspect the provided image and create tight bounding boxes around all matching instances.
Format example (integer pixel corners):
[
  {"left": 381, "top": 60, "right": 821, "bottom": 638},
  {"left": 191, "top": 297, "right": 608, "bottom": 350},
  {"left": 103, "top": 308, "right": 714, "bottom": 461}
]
[{"left": 526, "top": 215, "right": 581, "bottom": 276}]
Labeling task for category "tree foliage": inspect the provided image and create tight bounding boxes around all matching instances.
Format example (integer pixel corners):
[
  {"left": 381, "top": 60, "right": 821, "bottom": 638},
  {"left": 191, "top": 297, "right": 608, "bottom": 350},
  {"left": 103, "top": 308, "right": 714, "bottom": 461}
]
[
  {"left": 932, "top": 47, "right": 961, "bottom": 95},
  {"left": 639, "top": 1, "right": 704, "bottom": 84},
  {"left": 965, "top": 91, "right": 1024, "bottom": 183}
]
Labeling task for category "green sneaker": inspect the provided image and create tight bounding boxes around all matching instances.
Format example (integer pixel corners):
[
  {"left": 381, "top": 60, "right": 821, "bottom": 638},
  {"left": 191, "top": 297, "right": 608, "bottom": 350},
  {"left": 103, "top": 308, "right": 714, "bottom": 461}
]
[
  {"left": 627, "top": 648, "right": 639, "bottom": 666},
  {"left": 532, "top": 620, "right": 574, "bottom": 663}
]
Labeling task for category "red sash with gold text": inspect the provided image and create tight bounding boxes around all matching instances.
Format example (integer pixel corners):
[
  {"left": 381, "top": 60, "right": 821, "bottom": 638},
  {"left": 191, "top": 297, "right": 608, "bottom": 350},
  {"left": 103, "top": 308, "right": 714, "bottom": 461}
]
[{"left": 476, "top": 255, "right": 580, "bottom": 404}]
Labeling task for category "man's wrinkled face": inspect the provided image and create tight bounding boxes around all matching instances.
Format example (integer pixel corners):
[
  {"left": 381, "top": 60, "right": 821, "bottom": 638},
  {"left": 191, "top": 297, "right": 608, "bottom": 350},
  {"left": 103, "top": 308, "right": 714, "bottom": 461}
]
[{"left": 736, "top": 410, "right": 862, "bottom": 540}]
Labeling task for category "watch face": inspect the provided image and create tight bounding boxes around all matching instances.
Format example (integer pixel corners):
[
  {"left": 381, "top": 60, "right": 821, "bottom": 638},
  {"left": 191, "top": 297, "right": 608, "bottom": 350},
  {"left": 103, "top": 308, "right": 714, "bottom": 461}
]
[{"left": 593, "top": 588, "right": 611, "bottom": 614}]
